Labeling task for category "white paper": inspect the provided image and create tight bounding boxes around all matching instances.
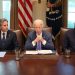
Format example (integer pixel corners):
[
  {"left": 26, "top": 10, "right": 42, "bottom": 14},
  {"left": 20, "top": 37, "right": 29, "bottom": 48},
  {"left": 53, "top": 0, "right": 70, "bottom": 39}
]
[
  {"left": 38, "top": 50, "right": 53, "bottom": 54},
  {"left": 25, "top": 50, "right": 53, "bottom": 54},
  {"left": 0, "top": 52, "right": 6, "bottom": 57},
  {"left": 26, "top": 51, "right": 38, "bottom": 54}
]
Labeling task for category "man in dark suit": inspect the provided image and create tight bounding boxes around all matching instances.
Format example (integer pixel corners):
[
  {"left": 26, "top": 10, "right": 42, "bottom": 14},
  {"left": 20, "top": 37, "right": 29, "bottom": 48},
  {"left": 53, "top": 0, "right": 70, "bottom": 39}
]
[
  {"left": 63, "top": 29, "right": 75, "bottom": 52},
  {"left": 25, "top": 19, "right": 54, "bottom": 50},
  {"left": 0, "top": 18, "right": 19, "bottom": 51}
]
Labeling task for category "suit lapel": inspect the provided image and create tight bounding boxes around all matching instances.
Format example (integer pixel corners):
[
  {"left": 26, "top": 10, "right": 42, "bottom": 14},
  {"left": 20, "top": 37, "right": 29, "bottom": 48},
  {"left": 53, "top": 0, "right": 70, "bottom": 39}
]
[
  {"left": 42, "top": 31, "right": 44, "bottom": 37},
  {"left": 0, "top": 31, "right": 1, "bottom": 40},
  {"left": 34, "top": 31, "right": 37, "bottom": 39},
  {"left": 42, "top": 31, "right": 46, "bottom": 39},
  {"left": 6, "top": 30, "right": 10, "bottom": 38}
]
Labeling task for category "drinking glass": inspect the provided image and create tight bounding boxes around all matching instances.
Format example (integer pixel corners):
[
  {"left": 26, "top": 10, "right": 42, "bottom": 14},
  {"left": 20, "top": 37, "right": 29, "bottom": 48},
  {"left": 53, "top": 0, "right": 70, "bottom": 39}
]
[
  {"left": 15, "top": 49, "right": 20, "bottom": 60},
  {"left": 65, "top": 49, "right": 71, "bottom": 58}
]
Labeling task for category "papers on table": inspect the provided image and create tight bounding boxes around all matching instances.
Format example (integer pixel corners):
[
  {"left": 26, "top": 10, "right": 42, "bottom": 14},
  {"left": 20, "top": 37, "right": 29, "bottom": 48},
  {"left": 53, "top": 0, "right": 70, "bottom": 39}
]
[
  {"left": 25, "top": 50, "right": 54, "bottom": 55},
  {"left": 26, "top": 51, "right": 38, "bottom": 54},
  {"left": 0, "top": 52, "right": 6, "bottom": 57},
  {"left": 38, "top": 50, "right": 53, "bottom": 54}
]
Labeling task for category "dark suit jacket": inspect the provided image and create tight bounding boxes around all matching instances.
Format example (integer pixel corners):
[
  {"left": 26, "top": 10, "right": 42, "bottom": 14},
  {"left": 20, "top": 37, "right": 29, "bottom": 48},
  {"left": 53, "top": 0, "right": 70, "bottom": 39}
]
[
  {"left": 25, "top": 31, "right": 54, "bottom": 50},
  {"left": 63, "top": 29, "right": 75, "bottom": 52},
  {"left": 0, "top": 30, "right": 19, "bottom": 51}
]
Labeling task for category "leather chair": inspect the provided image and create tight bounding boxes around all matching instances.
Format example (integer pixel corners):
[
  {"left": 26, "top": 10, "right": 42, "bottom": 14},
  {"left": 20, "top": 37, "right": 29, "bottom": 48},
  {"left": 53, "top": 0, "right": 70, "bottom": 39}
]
[
  {"left": 60, "top": 28, "right": 70, "bottom": 53},
  {"left": 27, "top": 27, "right": 52, "bottom": 33},
  {"left": 26, "top": 27, "right": 56, "bottom": 49},
  {"left": 14, "top": 27, "right": 53, "bottom": 50},
  {"left": 14, "top": 30, "right": 25, "bottom": 50},
  {"left": 55, "top": 27, "right": 69, "bottom": 54}
]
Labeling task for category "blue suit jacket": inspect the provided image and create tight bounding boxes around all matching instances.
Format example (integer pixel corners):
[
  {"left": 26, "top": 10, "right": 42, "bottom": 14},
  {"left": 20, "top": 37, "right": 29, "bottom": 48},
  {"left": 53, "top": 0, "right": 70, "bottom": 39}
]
[
  {"left": 0, "top": 30, "right": 19, "bottom": 51},
  {"left": 25, "top": 31, "right": 54, "bottom": 50}
]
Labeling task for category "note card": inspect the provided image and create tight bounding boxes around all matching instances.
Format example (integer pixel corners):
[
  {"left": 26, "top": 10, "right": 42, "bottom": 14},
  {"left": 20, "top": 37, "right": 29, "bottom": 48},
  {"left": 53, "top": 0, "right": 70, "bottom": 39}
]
[
  {"left": 38, "top": 50, "right": 53, "bottom": 54},
  {"left": 26, "top": 51, "right": 38, "bottom": 54},
  {"left": 0, "top": 52, "right": 6, "bottom": 57}
]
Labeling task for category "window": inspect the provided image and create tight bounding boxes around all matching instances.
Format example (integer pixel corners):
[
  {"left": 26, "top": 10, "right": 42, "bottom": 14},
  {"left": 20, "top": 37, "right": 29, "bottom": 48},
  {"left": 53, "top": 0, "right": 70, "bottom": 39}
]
[
  {"left": 0, "top": 0, "right": 11, "bottom": 29},
  {"left": 68, "top": 0, "right": 75, "bottom": 28}
]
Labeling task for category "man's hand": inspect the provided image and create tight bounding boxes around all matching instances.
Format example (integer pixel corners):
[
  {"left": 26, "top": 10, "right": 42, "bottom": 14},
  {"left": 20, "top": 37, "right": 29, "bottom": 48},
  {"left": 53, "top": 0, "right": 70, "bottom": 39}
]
[
  {"left": 34, "top": 35, "right": 46, "bottom": 43},
  {"left": 32, "top": 35, "right": 46, "bottom": 46},
  {"left": 34, "top": 35, "right": 41, "bottom": 43}
]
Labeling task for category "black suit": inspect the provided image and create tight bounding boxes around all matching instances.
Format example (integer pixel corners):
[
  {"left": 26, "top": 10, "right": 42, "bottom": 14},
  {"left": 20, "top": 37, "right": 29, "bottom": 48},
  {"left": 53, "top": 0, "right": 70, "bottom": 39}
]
[{"left": 0, "top": 30, "right": 19, "bottom": 51}]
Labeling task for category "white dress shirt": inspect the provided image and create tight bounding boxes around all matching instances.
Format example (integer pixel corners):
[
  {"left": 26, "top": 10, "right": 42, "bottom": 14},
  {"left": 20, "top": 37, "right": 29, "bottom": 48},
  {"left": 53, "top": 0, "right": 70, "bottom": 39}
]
[{"left": 1, "top": 31, "right": 7, "bottom": 39}]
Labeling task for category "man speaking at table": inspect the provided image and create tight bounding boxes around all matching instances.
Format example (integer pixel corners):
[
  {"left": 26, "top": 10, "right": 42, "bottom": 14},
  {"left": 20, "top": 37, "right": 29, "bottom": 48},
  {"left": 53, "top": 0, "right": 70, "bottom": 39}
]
[{"left": 25, "top": 19, "right": 54, "bottom": 50}]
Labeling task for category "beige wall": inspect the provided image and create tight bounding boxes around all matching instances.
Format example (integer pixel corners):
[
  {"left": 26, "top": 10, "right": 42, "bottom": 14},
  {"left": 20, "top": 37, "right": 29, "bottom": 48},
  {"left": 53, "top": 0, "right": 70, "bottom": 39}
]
[{"left": 32, "top": 0, "right": 47, "bottom": 27}]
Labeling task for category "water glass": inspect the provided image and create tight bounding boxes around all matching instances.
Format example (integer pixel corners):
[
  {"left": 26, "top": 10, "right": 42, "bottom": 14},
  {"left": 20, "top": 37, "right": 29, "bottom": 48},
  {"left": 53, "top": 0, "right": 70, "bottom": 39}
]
[
  {"left": 65, "top": 49, "right": 71, "bottom": 58},
  {"left": 15, "top": 49, "right": 20, "bottom": 60}
]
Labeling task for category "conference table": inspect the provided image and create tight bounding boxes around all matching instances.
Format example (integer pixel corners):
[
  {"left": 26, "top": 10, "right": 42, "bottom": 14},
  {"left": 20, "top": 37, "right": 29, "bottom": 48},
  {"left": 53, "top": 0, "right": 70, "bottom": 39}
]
[{"left": 0, "top": 51, "right": 75, "bottom": 75}]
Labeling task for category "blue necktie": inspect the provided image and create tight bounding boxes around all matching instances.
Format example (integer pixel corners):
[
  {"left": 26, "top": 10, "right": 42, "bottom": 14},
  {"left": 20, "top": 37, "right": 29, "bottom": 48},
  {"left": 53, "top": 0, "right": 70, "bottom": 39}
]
[{"left": 36, "top": 41, "right": 41, "bottom": 50}]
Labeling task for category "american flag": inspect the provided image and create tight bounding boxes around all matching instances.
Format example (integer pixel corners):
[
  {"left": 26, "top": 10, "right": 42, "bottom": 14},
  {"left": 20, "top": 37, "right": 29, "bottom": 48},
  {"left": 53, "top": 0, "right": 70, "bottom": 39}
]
[{"left": 18, "top": 0, "right": 33, "bottom": 36}]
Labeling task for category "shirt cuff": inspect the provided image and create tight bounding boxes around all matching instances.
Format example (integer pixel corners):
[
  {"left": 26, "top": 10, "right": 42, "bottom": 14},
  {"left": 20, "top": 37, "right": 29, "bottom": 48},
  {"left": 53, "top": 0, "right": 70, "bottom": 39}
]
[
  {"left": 32, "top": 41, "right": 36, "bottom": 46},
  {"left": 42, "top": 40, "right": 46, "bottom": 45}
]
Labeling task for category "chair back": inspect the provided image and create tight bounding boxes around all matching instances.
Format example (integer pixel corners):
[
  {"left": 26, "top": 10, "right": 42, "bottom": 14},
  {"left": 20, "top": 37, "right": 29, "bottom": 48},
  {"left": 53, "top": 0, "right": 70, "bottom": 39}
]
[
  {"left": 27, "top": 27, "right": 52, "bottom": 33},
  {"left": 14, "top": 30, "right": 25, "bottom": 49},
  {"left": 60, "top": 28, "right": 69, "bottom": 45},
  {"left": 26, "top": 27, "right": 56, "bottom": 49},
  {"left": 60, "top": 28, "right": 69, "bottom": 53},
  {"left": 54, "top": 27, "right": 69, "bottom": 54}
]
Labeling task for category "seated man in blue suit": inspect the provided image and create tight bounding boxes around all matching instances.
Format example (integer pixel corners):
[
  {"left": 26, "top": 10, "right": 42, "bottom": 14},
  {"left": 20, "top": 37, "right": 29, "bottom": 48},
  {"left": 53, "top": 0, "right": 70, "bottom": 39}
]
[
  {"left": 25, "top": 19, "right": 54, "bottom": 50},
  {"left": 0, "top": 18, "right": 19, "bottom": 51}
]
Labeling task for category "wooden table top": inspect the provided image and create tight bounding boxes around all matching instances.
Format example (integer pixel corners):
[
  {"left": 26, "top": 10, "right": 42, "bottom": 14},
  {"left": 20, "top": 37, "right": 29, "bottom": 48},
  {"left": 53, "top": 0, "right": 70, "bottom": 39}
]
[{"left": 0, "top": 52, "right": 75, "bottom": 75}]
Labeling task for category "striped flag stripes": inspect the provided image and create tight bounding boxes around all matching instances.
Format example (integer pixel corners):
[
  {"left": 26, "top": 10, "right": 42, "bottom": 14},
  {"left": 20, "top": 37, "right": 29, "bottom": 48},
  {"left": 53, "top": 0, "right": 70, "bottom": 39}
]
[{"left": 18, "top": 0, "right": 33, "bottom": 36}]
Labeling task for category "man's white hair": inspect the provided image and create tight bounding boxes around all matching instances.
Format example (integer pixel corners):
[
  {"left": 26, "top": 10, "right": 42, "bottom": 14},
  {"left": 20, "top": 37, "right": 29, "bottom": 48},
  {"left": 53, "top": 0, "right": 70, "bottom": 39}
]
[{"left": 33, "top": 19, "right": 44, "bottom": 27}]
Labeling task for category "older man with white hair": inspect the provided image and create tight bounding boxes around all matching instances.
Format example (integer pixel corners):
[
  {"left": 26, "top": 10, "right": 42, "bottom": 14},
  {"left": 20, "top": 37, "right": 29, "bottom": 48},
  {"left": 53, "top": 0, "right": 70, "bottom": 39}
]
[{"left": 25, "top": 19, "right": 54, "bottom": 50}]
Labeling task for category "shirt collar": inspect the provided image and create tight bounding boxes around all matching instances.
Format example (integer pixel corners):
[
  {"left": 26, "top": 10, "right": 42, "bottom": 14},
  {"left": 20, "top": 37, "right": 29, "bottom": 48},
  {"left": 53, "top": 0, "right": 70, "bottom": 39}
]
[
  {"left": 1, "top": 31, "right": 7, "bottom": 35},
  {"left": 36, "top": 32, "right": 42, "bottom": 36}
]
